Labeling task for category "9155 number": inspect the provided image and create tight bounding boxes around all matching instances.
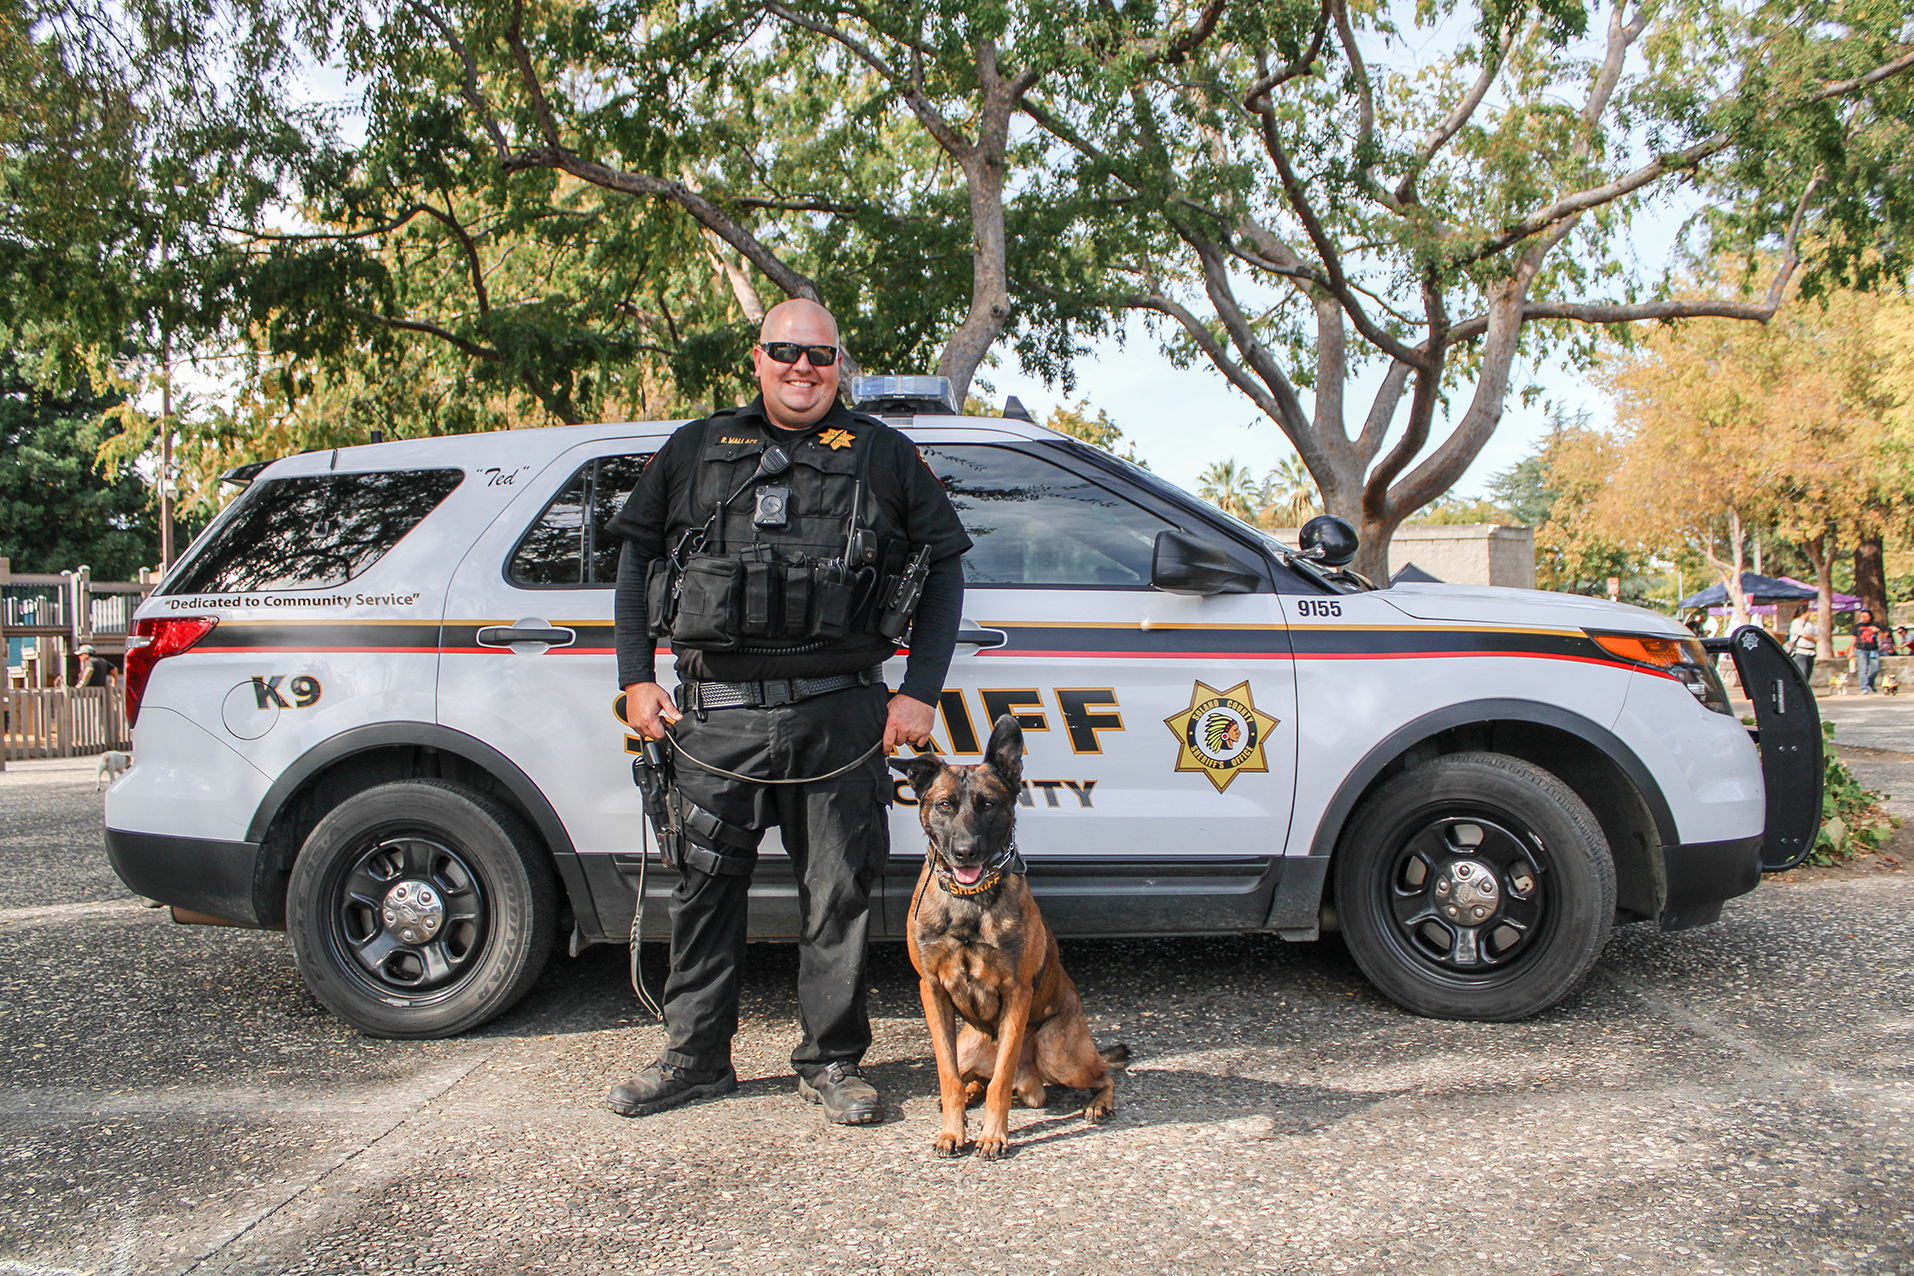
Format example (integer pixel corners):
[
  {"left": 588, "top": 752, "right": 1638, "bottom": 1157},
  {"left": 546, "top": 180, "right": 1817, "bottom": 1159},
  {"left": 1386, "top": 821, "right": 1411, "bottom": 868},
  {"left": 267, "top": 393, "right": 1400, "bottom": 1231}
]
[{"left": 1295, "top": 599, "right": 1343, "bottom": 617}]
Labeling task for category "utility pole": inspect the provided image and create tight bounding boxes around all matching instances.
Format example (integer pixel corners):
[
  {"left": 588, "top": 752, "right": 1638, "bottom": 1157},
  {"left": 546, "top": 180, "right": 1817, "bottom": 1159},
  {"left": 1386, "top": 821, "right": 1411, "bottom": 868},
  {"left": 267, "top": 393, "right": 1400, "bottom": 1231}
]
[{"left": 160, "top": 335, "right": 174, "bottom": 570}]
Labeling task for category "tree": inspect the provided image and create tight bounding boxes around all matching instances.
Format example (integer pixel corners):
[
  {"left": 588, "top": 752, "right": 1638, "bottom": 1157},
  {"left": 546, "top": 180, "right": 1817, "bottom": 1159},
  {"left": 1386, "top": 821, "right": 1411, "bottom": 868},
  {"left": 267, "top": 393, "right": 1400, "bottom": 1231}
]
[
  {"left": 1406, "top": 495, "right": 1509, "bottom": 527},
  {"left": 1590, "top": 282, "right": 1905, "bottom": 640},
  {"left": 1257, "top": 454, "right": 1322, "bottom": 527},
  {"left": 1524, "top": 418, "right": 1658, "bottom": 598},
  {"left": 1043, "top": 398, "right": 1146, "bottom": 466},
  {"left": 1023, "top": 0, "right": 1914, "bottom": 579},
  {"left": 0, "top": 354, "right": 159, "bottom": 578},
  {"left": 1197, "top": 458, "right": 1262, "bottom": 523},
  {"left": 289, "top": 0, "right": 1112, "bottom": 414}
]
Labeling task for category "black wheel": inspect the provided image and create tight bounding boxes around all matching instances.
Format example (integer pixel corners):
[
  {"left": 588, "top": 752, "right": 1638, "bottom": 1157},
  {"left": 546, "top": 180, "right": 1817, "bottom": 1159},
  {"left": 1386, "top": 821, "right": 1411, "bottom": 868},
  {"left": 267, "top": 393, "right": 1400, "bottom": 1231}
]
[
  {"left": 286, "top": 781, "right": 556, "bottom": 1038},
  {"left": 1334, "top": 752, "right": 1615, "bottom": 1021}
]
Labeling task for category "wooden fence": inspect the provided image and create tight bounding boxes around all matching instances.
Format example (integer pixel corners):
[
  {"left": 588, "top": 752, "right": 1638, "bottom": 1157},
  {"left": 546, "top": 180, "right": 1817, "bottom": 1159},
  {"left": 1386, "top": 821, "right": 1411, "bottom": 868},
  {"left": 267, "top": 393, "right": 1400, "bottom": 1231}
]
[{"left": 2, "top": 686, "right": 130, "bottom": 760}]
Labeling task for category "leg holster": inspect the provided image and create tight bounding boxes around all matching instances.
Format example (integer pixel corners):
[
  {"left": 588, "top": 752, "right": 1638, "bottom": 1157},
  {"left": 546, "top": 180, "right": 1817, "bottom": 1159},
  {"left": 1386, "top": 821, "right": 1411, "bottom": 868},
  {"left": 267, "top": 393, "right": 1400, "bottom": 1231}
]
[{"left": 676, "top": 795, "right": 758, "bottom": 877}]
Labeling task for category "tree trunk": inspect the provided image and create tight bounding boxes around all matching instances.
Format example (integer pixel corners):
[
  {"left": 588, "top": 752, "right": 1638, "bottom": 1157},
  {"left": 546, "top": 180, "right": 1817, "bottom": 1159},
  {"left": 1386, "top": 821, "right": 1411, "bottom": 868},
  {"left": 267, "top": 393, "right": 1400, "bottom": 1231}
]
[
  {"left": 1727, "top": 509, "right": 1750, "bottom": 628},
  {"left": 1353, "top": 512, "right": 1402, "bottom": 585},
  {"left": 1803, "top": 528, "right": 1838, "bottom": 658},
  {"left": 1855, "top": 533, "right": 1888, "bottom": 625},
  {"left": 1707, "top": 508, "right": 1750, "bottom": 631},
  {"left": 930, "top": 41, "right": 1023, "bottom": 408}
]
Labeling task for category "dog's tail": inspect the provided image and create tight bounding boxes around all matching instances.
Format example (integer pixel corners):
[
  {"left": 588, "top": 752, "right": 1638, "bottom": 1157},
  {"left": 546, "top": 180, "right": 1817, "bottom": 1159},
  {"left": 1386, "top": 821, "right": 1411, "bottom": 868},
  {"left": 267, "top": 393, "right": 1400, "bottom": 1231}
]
[{"left": 1100, "top": 1042, "right": 1131, "bottom": 1069}]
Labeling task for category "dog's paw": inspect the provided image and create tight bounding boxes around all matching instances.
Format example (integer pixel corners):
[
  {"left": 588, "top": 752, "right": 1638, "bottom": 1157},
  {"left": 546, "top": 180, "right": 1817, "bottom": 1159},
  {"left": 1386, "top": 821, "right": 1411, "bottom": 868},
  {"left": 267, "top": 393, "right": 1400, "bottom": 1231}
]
[
  {"left": 974, "top": 1134, "right": 1009, "bottom": 1161},
  {"left": 1083, "top": 1097, "right": 1115, "bottom": 1122},
  {"left": 962, "top": 1080, "right": 986, "bottom": 1107},
  {"left": 932, "top": 1132, "right": 966, "bottom": 1158}
]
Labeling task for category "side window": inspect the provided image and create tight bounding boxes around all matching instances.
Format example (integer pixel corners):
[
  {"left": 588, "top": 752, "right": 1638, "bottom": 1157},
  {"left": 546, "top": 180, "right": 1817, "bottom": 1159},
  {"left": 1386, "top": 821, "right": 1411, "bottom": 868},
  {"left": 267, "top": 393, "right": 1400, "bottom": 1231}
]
[
  {"left": 162, "top": 469, "right": 464, "bottom": 594},
  {"left": 917, "top": 444, "right": 1172, "bottom": 587},
  {"left": 509, "top": 453, "right": 653, "bottom": 587}
]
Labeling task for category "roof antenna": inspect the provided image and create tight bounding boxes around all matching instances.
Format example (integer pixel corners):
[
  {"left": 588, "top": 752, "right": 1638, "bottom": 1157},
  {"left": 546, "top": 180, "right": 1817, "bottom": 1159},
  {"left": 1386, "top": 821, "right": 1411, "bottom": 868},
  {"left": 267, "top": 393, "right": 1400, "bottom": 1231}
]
[{"left": 1002, "top": 396, "right": 1034, "bottom": 422}]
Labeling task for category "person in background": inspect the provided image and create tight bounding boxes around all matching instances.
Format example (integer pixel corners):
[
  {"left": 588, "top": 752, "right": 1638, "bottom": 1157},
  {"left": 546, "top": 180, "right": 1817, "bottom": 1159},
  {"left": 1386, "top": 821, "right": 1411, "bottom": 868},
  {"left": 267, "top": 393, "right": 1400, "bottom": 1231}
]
[
  {"left": 1854, "top": 609, "right": 1884, "bottom": 694},
  {"left": 76, "top": 645, "right": 111, "bottom": 687},
  {"left": 1786, "top": 608, "right": 1817, "bottom": 685}
]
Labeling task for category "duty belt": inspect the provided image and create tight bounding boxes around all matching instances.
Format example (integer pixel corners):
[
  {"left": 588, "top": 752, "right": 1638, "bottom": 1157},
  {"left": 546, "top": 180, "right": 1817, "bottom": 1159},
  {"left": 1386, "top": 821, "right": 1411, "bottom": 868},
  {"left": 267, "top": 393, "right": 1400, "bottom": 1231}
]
[{"left": 681, "top": 666, "right": 882, "bottom": 712}]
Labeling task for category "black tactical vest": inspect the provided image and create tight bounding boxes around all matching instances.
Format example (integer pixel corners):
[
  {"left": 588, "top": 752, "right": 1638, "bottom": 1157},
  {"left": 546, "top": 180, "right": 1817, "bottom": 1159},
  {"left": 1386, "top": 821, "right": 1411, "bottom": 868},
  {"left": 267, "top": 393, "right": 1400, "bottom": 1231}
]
[{"left": 649, "top": 412, "right": 909, "bottom": 680}]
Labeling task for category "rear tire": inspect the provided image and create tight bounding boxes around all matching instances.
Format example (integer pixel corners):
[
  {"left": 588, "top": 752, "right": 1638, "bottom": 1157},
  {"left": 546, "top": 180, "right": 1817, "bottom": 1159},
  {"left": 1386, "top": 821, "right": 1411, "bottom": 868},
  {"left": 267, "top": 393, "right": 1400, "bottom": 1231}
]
[
  {"left": 287, "top": 780, "right": 556, "bottom": 1038},
  {"left": 1334, "top": 752, "right": 1614, "bottom": 1021}
]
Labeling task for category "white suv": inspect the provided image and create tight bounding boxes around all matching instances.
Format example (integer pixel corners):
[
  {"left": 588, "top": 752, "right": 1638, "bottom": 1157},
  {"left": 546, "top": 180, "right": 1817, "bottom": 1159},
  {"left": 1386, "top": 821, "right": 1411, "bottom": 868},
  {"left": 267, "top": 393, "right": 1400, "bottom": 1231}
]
[{"left": 103, "top": 412, "right": 1820, "bottom": 1038}]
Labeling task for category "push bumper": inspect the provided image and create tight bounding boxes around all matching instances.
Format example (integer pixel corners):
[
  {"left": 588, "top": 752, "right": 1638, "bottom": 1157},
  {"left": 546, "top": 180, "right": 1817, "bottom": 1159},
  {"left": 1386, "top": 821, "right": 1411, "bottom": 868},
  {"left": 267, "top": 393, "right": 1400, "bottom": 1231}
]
[
  {"left": 1706, "top": 625, "right": 1824, "bottom": 871},
  {"left": 105, "top": 827, "right": 265, "bottom": 927}
]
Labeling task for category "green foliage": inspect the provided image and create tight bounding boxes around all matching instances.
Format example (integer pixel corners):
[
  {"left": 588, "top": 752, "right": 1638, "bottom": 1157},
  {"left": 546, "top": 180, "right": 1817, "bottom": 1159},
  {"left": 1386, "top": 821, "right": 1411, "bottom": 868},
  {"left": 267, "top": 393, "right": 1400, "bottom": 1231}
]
[
  {"left": 1406, "top": 496, "right": 1511, "bottom": 526},
  {"left": 0, "top": 353, "right": 159, "bottom": 578},
  {"left": 1196, "top": 454, "right": 1320, "bottom": 528},
  {"left": 1045, "top": 399, "right": 1146, "bottom": 465},
  {"left": 1483, "top": 451, "right": 1559, "bottom": 530},
  {"left": 1807, "top": 719, "right": 1897, "bottom": 866}
]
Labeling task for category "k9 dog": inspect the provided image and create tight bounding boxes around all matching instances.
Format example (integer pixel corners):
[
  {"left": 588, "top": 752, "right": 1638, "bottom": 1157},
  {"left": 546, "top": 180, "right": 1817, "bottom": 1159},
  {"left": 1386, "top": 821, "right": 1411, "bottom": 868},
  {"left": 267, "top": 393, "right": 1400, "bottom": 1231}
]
[{"left": 890, "top": 716, "right": 1127, "bottom": 1159}]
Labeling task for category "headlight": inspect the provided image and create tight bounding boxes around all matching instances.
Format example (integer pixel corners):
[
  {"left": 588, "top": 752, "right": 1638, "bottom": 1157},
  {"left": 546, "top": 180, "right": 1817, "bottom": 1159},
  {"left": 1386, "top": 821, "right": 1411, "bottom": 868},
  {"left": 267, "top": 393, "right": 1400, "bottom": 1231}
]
[{"left": 1586, "top": 630, "right": 1734, "bottom": 716}]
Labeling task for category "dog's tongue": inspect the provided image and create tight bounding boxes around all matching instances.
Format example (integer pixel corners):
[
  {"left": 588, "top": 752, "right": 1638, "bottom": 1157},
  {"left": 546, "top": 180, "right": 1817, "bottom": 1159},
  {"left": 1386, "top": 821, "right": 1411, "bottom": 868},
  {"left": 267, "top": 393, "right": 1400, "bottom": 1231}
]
[{"left": 953, "top": 864, "right": 984, "bottom": 886}]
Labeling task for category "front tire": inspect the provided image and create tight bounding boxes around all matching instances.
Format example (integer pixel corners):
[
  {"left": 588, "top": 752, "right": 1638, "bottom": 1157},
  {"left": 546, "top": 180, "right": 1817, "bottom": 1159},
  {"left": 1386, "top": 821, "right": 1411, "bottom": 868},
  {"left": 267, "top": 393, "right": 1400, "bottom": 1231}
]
[
  {"left": 1334, "top": 752, "right": 1615, "bottom": 1021},
  {"left": 287, "top": 780, "right": 556, "bottom": 1038}
]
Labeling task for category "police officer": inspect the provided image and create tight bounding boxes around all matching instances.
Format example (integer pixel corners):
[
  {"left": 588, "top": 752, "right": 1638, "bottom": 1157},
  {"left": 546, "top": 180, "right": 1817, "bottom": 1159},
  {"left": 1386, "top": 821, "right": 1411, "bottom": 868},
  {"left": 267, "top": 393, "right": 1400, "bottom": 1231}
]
[{"left": 604, "top": 298, "right": 971, "bottom": 1122}]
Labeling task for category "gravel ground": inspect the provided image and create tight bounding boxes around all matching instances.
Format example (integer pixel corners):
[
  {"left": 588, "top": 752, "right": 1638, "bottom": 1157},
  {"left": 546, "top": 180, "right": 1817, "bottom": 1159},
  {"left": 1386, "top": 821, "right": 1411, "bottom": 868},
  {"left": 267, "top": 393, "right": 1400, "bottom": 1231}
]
[{"left": 4, "top": 744, "right": 1914, "bottom": 1275}]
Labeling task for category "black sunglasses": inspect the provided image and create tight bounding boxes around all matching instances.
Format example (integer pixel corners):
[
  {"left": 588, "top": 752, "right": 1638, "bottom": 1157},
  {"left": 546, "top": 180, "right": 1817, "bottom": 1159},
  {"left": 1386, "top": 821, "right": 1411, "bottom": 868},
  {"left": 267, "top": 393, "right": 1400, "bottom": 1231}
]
[{"left": 759, "top": 341, "right": 840, "bottom": 367}]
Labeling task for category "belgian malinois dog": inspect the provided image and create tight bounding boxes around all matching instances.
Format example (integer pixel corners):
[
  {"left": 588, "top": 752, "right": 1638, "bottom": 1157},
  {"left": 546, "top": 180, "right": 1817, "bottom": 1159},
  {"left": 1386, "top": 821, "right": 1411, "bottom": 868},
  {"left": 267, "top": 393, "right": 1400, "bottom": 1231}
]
[{"left": 890, "top": 716, "right": 1128, "bottom": 1159}]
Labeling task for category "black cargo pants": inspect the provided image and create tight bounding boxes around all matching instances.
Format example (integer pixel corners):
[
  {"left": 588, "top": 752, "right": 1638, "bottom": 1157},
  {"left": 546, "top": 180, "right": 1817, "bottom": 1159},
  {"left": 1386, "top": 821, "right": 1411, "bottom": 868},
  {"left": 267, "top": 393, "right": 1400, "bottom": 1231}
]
[{"left": 659, "top": 681, "right": 890, "bottom": 1078}]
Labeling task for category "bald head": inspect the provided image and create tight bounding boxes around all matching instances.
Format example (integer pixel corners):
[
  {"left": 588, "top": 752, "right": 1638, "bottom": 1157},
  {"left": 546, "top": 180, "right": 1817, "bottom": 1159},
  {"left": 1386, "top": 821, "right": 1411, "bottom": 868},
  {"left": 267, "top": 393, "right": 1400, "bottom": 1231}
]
[
  {"left": 753, "top": 298, "right": 843, "bottom": 430},
  {"left": 760, "top": 298, "right": 839, "bottom": 346}
]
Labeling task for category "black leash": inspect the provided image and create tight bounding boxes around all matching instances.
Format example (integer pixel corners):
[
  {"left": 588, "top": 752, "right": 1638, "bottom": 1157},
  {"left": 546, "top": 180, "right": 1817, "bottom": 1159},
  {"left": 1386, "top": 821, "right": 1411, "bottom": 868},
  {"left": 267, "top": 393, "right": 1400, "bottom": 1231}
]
[
  {"left": 629, "top": 838, "right": 664, "bottom": 1021},
  {"left": 663, "top": 727, "right": 885, "bottom": 785}
]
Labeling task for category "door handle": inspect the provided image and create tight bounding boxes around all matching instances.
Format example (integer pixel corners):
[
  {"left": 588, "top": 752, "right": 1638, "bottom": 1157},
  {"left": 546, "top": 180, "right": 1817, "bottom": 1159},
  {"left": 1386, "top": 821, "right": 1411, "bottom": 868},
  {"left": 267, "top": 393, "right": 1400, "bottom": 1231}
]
[
  {"left": 476, "top": 621, "right": 577, "bottom": 649},
  {"left": 956, "top": 626, "right": 1007, "bottom": 648}
]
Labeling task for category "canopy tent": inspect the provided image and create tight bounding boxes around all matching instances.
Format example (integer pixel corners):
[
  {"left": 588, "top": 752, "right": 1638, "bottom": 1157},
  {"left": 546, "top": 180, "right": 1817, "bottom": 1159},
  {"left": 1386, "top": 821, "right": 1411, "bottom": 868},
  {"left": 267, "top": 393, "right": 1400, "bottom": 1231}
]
[
  {"left": 1677, "top": 572, "right": 1818, "bottom": 610},
  {"left": 1776, "top": 577, "right": 1861, "bottom": 612}
]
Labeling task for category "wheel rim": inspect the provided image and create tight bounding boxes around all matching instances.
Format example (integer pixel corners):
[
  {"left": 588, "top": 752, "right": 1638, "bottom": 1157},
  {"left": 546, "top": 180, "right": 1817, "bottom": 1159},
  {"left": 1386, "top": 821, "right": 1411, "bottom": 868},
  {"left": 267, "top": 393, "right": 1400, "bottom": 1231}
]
[
  {"left": 1381, "top": 814, "right": 1551, "bottom": 980},
  {"left": 327, "top": 833, "right": 491, "bottom": 1002}
]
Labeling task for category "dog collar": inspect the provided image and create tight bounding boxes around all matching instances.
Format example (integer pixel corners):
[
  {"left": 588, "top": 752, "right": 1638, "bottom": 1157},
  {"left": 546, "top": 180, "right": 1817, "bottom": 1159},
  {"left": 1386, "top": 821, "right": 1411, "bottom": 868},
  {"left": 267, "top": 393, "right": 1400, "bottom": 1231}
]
[{"left": 933, "top": 841, "right": 1025, "bottom": 897}]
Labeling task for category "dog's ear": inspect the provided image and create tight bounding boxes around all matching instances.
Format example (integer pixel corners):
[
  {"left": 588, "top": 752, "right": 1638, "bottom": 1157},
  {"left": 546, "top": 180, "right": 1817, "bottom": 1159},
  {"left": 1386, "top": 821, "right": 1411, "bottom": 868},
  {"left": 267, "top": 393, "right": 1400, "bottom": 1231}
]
[
  {"left": 983, "top": 714, "right": 1024, "bottom": 788},
  {"left": 887, "top": 751, "right": 947, "bottom": 798}
]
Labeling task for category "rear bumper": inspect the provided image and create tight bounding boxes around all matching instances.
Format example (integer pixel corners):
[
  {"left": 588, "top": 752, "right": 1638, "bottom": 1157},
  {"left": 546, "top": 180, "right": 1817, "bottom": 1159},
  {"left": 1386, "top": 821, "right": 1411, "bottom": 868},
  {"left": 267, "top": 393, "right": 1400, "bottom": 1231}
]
[
  {"left": 1660, "top": 832, "right": 1764, "bottom": 930},
  {"left": 105, "top": 827, "right": 264, "bottom": 927}
]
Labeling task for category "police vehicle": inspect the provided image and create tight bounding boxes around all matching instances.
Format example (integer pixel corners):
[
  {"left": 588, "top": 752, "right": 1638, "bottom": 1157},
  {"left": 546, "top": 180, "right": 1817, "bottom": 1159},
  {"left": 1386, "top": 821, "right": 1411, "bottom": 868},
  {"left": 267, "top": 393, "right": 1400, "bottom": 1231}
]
[{"left": 103, "top": 377, "right": 1820, "bottom": 1039}]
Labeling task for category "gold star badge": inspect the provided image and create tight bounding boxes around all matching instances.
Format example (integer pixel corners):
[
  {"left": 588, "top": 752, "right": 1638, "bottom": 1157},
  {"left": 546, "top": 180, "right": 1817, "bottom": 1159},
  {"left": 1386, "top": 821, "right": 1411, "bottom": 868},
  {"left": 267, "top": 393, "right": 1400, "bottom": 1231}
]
[
  {"left": 819, "top": 427, "right": 854, "bottom": 450},
  {"left": 1163, "top": 680, "right": 1280, "bottom": 793}
]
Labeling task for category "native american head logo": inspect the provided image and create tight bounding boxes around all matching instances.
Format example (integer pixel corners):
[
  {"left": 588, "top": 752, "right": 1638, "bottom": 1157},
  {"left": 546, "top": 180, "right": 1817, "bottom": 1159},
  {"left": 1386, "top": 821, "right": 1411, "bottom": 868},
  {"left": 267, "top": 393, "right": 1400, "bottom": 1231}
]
[{"left": 1203, "top": 711, "right": 1242, "bottom": 756}]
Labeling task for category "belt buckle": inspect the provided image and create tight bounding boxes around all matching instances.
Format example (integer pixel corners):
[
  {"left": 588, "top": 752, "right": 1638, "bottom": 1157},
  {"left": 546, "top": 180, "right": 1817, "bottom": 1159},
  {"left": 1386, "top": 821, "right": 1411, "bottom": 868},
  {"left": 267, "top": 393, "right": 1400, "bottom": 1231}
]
[{"left": 762, "top": 678, "right": 797, "bottom": 707}]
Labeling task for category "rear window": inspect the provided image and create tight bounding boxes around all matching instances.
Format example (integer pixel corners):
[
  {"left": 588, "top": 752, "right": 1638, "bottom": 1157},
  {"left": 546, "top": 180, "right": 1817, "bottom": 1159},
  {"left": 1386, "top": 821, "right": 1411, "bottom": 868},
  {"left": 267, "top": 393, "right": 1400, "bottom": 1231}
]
[{"left": 162, "top": 468, "right": 464, "bottom": 594}]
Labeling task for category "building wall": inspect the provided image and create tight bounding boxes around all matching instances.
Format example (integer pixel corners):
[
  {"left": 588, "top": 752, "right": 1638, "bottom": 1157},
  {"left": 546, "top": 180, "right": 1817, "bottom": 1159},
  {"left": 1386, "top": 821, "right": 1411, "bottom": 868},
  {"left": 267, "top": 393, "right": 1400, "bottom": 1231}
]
[{"left": 1268, "top": 524, "right": 1537, "bottom": 589}]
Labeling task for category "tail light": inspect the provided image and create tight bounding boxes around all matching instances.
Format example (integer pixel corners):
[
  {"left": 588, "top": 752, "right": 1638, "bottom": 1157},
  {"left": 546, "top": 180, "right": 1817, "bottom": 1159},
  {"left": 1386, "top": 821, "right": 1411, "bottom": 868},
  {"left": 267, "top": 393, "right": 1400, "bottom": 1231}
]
[
  {"left": 124, "top": 616, "right": 218, "bottom": 726},
  {"left": 1587, "top": 630, "right": 1734, "bottom": 715}
]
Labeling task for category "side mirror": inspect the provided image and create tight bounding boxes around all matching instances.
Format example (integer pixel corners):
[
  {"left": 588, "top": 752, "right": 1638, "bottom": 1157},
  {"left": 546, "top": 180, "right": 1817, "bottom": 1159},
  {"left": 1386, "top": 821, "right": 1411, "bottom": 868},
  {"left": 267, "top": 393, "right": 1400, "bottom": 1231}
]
[
  {"left": 1298, "top": 515, "right": 1359, "bottom": 567},
  {"left": 1152, "top": 529, "right": 1262, "bottom": 596}
]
